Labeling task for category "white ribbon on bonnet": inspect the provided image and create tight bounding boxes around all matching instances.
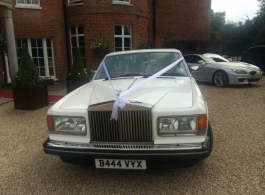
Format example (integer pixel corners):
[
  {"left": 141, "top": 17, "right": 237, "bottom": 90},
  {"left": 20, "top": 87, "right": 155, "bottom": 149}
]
[{"left": 102, "top": 57, "right": 184, "bottom": 120}]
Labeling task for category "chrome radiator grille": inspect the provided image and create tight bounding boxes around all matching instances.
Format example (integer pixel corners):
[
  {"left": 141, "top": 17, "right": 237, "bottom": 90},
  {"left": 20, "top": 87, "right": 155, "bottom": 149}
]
[{"left": 88, "top": 109, "right": 152, "bottom": 143}]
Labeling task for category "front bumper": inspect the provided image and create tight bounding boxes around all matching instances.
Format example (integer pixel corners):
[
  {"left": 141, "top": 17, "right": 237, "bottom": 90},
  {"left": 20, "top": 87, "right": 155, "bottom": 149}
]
[
  {"left": 229, "top": 72, "right": 263, "bottom": 85},
  {"left": 43, "top": 137, "right": 211, "bottom": 162}
]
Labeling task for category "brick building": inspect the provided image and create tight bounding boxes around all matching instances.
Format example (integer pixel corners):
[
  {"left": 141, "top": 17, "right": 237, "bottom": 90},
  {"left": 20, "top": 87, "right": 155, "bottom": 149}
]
[{"left": 0, "top": 0, "right": 211, "bottom": 86}]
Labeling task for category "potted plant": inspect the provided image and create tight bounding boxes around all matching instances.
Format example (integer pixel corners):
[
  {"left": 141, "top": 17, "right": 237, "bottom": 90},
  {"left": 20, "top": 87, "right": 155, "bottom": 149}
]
[
  {"left": 90, "top": 38, "right": 108, "bottom": 57},
  {"left": 12, "top": 44, "right": 49, "bottom": 110},
  {"left": 66, "top": 48, "right": 89, "bottom": 94}
]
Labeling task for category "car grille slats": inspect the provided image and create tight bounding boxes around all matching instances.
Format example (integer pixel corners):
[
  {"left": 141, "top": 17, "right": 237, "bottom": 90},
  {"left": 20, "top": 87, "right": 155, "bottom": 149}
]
[{"left": 88, "top": 109, "right": 152, "bottom": 143}]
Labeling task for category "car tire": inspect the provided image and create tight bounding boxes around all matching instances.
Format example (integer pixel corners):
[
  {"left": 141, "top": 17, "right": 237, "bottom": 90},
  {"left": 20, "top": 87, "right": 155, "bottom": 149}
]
[{"left": 213, "top": 71, "right": 229, "bottom": 87}]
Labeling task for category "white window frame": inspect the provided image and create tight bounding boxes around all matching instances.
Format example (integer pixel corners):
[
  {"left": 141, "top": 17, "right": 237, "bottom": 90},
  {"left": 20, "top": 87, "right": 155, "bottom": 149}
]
[
  {"left": 15, "top": 0, "right": 42, "bottom": 9},
  {"left": 70, "top": 26, "right": 86, "bottom": 69},
  {"left": 114, "top": 25, "right": 132, "bottom": 52},
  {"left": 112, "top": 0, "right": 132, "bottom": 6},
  {"left": 16, "top": 38, "right": 56, "bottom": 79},
  {"left": 68, "top": 0, "right": 83, "bottom": 6}
]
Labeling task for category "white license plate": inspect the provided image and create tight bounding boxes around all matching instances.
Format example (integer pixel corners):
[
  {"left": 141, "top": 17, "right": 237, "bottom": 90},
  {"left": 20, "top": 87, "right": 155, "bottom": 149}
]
[
  {"left": 95, "top": 159, "right": 147, "bottom": 170},
  {"left": 252, "top": 75, "right": 261, "bottom": 79}
]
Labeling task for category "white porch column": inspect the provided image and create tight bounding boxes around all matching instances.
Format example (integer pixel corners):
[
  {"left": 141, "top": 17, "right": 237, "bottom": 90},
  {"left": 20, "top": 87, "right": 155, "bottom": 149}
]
[{"left": 4, "top": 8, "right": 18, "bottom": 84}]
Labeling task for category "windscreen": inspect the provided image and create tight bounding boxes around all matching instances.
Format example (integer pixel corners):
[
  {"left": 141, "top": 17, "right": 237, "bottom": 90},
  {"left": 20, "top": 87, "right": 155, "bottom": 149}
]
[{"left": 95, "top": 52, "right": 188, "bottom": 79}]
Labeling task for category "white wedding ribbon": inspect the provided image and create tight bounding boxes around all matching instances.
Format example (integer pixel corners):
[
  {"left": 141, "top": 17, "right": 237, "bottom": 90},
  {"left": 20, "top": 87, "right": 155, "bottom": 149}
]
[{"left": 102, "top": 57, "right": 184, "bottom": 120}]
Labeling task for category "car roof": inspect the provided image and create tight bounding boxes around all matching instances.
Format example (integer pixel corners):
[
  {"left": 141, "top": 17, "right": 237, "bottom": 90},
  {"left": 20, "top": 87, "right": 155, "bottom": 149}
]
[{"left": 105, "top": 49, "right": 181, "bottom": 57}]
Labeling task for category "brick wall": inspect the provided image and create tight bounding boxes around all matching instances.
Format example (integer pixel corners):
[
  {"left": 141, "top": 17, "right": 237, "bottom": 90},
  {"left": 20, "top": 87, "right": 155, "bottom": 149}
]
[
  {"left": 66, "top": 0, "right": 152, "bottom": 70},
  {"left": 0, "top": 0, "right": 211, "bottom": 85},
  {"left": 0, "top": 0, "right": 68, "bottom": 83},
  {"left": 155, "top": 0, "right": 211, "bottom": 47}
]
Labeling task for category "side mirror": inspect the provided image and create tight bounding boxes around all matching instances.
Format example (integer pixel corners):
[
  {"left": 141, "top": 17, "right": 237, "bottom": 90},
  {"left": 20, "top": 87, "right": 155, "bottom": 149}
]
[
  {"left": 190, "top": 66, "right": 199, "bottom": 73},
  {"left": 198, "top": 60, "right": 206, "bottom": 66}
]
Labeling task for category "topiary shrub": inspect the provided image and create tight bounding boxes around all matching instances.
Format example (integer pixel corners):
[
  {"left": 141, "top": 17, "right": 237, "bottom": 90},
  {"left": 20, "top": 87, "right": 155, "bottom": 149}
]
[
  {"left": 16, "top": 44, "right": 42, "bottom": 86},
  {"left": 69, "top": 48, "right": 87, "bottom": 78},
  {"left": 66, "top": 47, "right": 89, "bottom": 94}
]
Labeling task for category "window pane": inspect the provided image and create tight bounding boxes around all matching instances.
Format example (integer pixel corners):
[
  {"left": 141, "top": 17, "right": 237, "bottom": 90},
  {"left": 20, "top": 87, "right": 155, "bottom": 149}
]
[
  {"left": 47, "top": 48, "right": 52, "bottom": 57},
  {"left": 124, "top": 26, "right": 131, "bottom": 35},
  {"left": 115, "top": 48, "right": 122, "bottom": 52},
  {"left": 38, "top": 48, "right": 44, "bottom": 57},
  {"left": 78, "top": 36, "right": 85, "bottom": 47},
  {"left": 115, "top": 26, "right": 122, "bottom": 35},
  {"left": 16, "top": 38, "right": 22, "bottom": 47},
  {"left": 78, "top": 26, "right": 84, "bottom": 34},
  {"left": 32, "top": 0, "right": 39, "bottom": 4},
  {"left": 48, "top": 58, "right": 53, "bottom": 66},
  {"left": 17, "top": 49, "right": 22, "bottom": 57},
  {"left": 39, "top": 58, "right": 44, "bottom": 66},
  {"left": 32, "top": 48, "right": 38, "bottom": 57},
  {"left": 124, "top": 47, "right": 131, "bottom": 51},
  {"left": 115, "top": 37, "right": 122, "bottom": 47},
  {"left": 17, "top": 0, "right": 24, "bottom": 3},
  {"left": 49, "top": 67, "right": 54, "bottom": 75},
  {"left": 46, "top": 39, "right": 51, "bottom": 47},
  {"left": 33, "top": 58, "right": 38, "bottom": 65},
  {"left": 71, "top": 37, "right": 77, "bottom": 47},
  {"left": 31, "top": 39, "right": 37, "bottom": 47},
  {"left": 37, "top": 39, "right": 42, "bottom": 47},
  {"left": 124, "top": 38, "right": 131, "bottom": 47},
  {"left": 40, "top": 68, "right": 45, "bottom": 76},
  {"left": 71, "top": 27, "right": 76, "bottom": 35}
]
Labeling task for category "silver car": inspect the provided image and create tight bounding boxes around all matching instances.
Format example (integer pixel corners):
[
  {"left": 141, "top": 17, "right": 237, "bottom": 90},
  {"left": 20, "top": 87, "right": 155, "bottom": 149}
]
[{"left": 184, "top": 53, "right": 263, "bottom": 87}]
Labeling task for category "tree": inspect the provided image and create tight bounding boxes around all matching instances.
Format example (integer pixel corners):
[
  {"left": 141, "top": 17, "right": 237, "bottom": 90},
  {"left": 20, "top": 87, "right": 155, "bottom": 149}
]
[
  {"left": 253, "top": 0, "right": 265, "bottom": 44},
  {"left": 16, "top": 44, "right": 41, "bottom": 86},
  {"left": 70, "top": 48, "right": 86, "bottom": 78},
  {"left": 210, "top": 10, "right": 226, "bottom": 40}
]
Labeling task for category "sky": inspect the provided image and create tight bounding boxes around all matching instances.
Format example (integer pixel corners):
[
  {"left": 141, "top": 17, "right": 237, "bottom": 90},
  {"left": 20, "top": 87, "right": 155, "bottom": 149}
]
[{"left": 211, "top": 0, "right": 260, "bottom": 23}]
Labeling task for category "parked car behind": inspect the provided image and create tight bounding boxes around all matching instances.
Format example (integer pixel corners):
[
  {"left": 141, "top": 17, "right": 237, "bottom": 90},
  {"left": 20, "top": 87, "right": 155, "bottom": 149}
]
[
  {"left": 43, "top": 49, "right": 213, "bottom": 169},
  {"left": 241, "top": 45, "right": 265, "bottom": 72},
  {"left": 184, "top": 53, "right": 263, "bottom": 87}
]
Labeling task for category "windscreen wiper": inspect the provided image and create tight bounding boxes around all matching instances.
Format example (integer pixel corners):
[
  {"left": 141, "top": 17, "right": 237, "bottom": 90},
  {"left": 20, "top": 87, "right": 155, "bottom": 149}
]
[{"left": 104, "top": 74, "right": 143, "bottom": 80}]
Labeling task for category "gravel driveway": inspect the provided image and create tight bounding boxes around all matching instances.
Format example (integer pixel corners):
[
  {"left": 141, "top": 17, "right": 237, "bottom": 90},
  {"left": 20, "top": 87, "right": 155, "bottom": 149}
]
[{"left": 0, "top": 80, "right": 264, "bottom": 195}]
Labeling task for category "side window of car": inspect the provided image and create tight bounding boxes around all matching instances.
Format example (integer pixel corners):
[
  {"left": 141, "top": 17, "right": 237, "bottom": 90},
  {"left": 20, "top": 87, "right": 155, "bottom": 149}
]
[
  {"left": 192, "top": 56, "right": 203, "bottom": 63},
  {"left": 184, "top": 56, "right": 191, "bottom": 63}
]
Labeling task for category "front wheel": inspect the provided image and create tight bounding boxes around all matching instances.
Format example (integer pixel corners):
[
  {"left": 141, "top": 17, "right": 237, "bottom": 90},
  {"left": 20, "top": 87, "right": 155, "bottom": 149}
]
[{"left": 213, "top": 71, "right": 229, "bottom": 87}]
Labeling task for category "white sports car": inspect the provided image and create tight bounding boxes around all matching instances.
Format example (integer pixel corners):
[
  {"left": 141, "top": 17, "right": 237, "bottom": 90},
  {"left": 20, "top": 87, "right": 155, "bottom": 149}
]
[
  {"left": 43, "top": 49, "right": 213, "bottom": 169},
  {"left": 184, "top": 53, "right": 263, "bottom": 87}
]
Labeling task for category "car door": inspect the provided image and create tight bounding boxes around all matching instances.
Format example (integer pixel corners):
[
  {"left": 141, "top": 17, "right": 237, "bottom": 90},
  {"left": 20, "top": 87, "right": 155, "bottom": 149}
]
[{"left": 184, "top": 55, "right": 211, "bottom": 81}]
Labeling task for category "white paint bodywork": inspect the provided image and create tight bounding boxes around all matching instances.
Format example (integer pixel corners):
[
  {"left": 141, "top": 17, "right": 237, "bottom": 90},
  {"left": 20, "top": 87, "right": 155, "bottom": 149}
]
[{"left": 47, "top": 49, "right": 208, "bottom": 145}]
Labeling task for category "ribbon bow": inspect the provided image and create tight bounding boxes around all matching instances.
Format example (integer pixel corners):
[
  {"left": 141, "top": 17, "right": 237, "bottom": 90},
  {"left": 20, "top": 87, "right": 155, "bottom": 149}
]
[{"left": 102, "top": 57, "right": 184, "bottom": 120}]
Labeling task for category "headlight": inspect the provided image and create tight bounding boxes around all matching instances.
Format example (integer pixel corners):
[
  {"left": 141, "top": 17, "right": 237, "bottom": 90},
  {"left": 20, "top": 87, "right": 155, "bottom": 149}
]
[
  {"left": 47, "top": 116, "right": 87, "bottom": 135},
  {"left": 157, "top": 115, "right": 207, "bottom": 136},
  {"left": 231, "top": 69, "right": 247, "bottom": 74}
]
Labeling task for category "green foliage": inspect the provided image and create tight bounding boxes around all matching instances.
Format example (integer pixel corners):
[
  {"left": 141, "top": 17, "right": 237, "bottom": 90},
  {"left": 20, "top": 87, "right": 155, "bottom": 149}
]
[
  {"left": 70, "top": 48, "right": 86, "bottom": 78},
  {"left": 16, "top": 44, "right": 42, "bottom": 87},
  {"left": 0, "top": 34, "right": 6, "bottom": 45},
  {"left": 211, "top": 10, "right": 226, "bottom": 32},
  {"left": 90, "top": 38, "right": 108, "bottom": 57}
]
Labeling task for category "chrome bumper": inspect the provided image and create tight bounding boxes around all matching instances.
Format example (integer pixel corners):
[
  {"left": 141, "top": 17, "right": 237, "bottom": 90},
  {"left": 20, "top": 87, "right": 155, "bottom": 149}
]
[{"left": 43, "top": 137, "right": 211, "bottom": 161}]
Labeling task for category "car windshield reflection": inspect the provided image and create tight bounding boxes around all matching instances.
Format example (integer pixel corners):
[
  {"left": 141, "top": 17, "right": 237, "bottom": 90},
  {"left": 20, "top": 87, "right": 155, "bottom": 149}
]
[
  {"left": 95, "top": 52, "right": 188, "bottom": 79},
  {"left": 203, "top": 54, "right": 229, "bottom": 63}
]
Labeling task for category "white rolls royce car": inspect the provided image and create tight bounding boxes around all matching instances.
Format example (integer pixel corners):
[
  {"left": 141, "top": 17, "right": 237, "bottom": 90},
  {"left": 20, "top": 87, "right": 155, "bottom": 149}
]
[{"left": 43, "top": 49, "right": 213, "bottom": 169}]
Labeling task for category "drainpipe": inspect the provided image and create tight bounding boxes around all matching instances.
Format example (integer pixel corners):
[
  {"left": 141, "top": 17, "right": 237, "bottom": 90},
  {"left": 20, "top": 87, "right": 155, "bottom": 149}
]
[
  {"left": 62, "top": 0, "right": 71, "bottom": 74},
  {"left": 153, "top": 0, "right": 156, "bottom": 48}
]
